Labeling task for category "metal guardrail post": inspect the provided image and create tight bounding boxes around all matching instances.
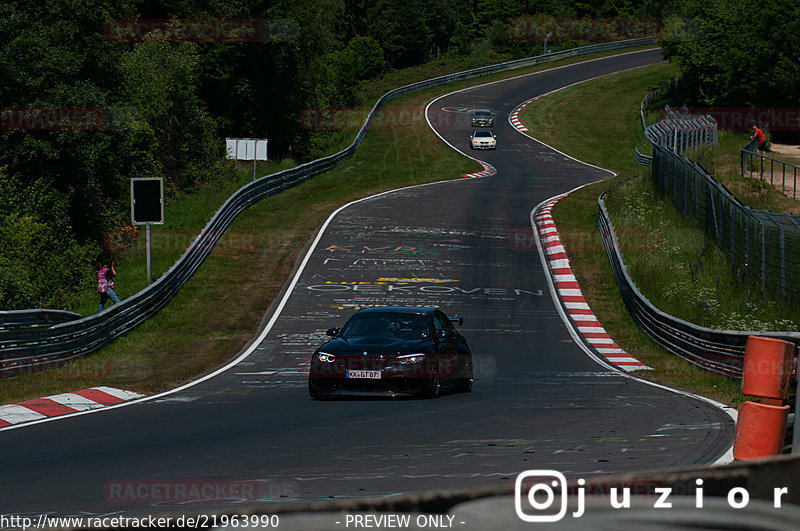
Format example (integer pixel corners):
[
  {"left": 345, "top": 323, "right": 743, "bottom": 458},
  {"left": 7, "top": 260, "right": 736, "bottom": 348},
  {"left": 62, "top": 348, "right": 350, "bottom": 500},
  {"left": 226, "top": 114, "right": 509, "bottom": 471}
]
[
  {"left": 779, "top": 227, "right": 786, "bottom": 299},
  {"left": 761, "top": 224, "right": 767, "bottom": 294}
]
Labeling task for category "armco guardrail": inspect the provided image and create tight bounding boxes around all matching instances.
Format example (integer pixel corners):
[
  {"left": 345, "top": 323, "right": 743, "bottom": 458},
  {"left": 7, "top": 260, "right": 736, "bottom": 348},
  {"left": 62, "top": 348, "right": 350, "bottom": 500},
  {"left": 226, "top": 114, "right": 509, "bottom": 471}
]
[
  {"left": 639, "top": 87, "right": 661, "bottom": 132},
  {"left": 635, "top": 88, "right": 659, "bottom": 166},
  {"left": 598, "top": 188, "right": 800, "bottom": 377},
  {"left": 634, "top": 141, "right": 652, "bottom": 166},
  {"left": 0, "top": 309, "right": 82, "bottom": 329},
  {"left": 0, "top": 37, "right": 658, "bottom": 377}
]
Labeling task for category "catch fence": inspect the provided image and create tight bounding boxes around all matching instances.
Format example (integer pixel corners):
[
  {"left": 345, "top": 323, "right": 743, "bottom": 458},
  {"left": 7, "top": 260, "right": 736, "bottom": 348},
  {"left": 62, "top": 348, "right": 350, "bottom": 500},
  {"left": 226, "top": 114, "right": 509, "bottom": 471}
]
[{"left": 653, "top": 144, "right": 800, "bottom": 303}]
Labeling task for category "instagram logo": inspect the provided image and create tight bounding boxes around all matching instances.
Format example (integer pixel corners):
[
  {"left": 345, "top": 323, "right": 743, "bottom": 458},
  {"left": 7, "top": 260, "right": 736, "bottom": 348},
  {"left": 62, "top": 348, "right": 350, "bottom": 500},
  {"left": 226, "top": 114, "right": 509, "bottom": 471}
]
[{"left": 515, "top": 470, "right": 568, "bottom": 522}]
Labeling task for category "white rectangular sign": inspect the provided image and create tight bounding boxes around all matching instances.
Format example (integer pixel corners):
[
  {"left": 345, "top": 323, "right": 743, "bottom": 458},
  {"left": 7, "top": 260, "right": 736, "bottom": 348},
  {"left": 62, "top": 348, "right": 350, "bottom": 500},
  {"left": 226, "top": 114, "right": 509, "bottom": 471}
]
[{"left": 225, "top": 138, "right": 267, "bottom": 161}]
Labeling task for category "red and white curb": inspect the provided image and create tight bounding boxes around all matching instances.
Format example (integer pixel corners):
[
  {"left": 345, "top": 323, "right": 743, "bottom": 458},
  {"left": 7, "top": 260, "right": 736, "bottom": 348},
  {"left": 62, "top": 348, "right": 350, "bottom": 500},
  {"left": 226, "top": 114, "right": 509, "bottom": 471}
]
[
  {"left": 510, "top": 91, "right": 556, "bottom": 133},
  {"left": 461, "top": 160, "right": 496, "bottom": 179},
  {"left": 535, "top": 197, "right": 651, "bottom": 372},
  {"left": 509, "top": 102, "right": 532, "bottom": 132},
  {"left": 0, "top": 387, "right": 144, "bottom": 428},
  {"left": 509, "top": 88, "right": 571, "bottom": 134}
]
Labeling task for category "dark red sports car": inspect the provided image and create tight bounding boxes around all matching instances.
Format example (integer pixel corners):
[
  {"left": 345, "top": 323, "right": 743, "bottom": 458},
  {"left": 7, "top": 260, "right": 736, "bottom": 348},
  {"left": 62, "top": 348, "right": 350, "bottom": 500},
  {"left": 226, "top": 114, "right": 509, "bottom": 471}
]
[{"left": 308, "top": 307, "right": 473, "bottom": 399}]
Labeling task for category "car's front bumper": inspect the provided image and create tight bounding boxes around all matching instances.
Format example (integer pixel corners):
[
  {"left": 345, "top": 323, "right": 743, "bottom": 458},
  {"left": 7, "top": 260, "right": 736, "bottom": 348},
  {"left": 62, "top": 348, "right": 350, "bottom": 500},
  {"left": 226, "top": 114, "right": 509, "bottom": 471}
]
[{"left": 309, "top": 358, "right": 435, "bottom": 397}]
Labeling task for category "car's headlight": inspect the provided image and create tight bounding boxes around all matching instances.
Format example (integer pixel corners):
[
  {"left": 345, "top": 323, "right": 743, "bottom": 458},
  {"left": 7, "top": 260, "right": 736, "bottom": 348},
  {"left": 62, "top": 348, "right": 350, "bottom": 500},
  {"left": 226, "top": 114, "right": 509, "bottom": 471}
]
[
  {"left": 316, "top": 351, "right": 335, "bottom": 363},
  {"left": 396, "top": 353, "right": 426, "bottom": 364}
]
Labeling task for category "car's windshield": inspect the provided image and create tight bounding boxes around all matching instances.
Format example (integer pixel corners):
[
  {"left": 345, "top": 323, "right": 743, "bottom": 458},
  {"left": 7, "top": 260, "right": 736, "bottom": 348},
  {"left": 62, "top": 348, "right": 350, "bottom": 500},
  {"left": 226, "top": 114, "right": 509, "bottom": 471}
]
[
  {"left": 474, "top": 110, "right": 491, "bottom": 117},
  {"left": 341, "top": 313, "right": 430, "bottom": 339},
  {"left": 474, "top": 131, "right": 493, "bottom": 137}
]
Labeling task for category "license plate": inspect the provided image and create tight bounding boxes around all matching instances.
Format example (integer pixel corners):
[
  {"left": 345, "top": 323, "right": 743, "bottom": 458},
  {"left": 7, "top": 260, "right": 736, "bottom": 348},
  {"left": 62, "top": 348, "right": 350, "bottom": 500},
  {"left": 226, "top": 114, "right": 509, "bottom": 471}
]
[{"left": 347, "top": 370, "right": 381, "bottom": 379}]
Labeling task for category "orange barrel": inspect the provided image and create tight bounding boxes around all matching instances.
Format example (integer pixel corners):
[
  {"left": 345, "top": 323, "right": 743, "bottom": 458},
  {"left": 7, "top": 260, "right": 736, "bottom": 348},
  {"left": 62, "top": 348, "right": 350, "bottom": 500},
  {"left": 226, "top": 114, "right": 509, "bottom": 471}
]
[
  {"left": 733, "top": 401, "right": 789, "bottom": 460},
  {"left": 742, "top": 336, "right": 795, "bottom": 401}
]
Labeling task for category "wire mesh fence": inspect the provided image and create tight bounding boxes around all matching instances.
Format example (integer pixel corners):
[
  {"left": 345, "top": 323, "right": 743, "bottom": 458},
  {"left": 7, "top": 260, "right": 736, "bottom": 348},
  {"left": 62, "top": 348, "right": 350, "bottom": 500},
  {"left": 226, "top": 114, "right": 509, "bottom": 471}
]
[
  {"left": 610, "top": 89, "right": 800, "bottom": 377},
  {"left": 653, "top": 145, "right": 800, "bottom": 302}
]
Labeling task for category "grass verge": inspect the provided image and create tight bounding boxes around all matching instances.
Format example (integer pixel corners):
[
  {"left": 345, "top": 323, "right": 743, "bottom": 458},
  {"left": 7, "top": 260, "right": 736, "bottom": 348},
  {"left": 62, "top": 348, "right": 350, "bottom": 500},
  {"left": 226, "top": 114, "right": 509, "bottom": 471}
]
[{"left": 0, "top": 45, "right": 658, "bottom": 405}]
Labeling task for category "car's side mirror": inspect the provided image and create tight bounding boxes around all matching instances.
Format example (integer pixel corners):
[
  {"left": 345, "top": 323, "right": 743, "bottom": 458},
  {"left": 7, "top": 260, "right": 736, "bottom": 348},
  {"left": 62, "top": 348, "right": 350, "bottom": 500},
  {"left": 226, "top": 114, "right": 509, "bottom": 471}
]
[{"left": 326, "top": 327, "right": 341, "bottom": 337}]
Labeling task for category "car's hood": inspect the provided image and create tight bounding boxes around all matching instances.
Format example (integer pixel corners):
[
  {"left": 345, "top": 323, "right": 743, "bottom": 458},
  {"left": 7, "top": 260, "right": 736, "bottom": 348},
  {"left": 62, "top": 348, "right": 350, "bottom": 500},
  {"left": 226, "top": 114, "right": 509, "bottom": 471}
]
[{"left": 320, "top": 337, "right": 431, "bottom": 356}]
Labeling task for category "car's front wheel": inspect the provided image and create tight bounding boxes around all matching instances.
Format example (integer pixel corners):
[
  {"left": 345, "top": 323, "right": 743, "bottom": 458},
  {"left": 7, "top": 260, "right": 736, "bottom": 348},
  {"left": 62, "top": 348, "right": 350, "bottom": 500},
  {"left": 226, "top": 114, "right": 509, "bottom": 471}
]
[
  {"left": 425, "top": 372, "right": 441, "bottom": 398},
  {"left": 457, "top": 356, "right": 473, "bottom": 393}
]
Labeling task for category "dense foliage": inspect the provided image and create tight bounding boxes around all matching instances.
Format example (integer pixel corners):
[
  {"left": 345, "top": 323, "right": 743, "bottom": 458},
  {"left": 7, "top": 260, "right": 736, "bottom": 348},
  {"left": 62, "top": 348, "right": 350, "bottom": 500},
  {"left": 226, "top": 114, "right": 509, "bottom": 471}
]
[
  {"left": 660, "top": 0, "right": 800, "bottom": 132},
  {"left": 0, "top": 0, "right": 786, "bottom": 310}
]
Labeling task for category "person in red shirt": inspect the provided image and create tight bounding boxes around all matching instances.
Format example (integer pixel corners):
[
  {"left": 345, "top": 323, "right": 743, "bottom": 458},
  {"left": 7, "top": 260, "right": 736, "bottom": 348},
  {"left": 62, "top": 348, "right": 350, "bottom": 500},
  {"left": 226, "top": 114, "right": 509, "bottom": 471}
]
[{"left": 750, "top": 125, "right": 767, "bottom": 155}]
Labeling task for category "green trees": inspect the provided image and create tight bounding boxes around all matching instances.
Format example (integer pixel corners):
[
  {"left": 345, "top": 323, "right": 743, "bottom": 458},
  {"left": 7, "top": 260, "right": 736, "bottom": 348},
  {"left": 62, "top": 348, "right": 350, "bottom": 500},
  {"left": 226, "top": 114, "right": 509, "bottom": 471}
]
[
  {"left": 119, "top": 38, "right": 218, "bottom": 189},
  {"left": 661, "top": 0, "right": 800, "bottom": 112},
  {"left": 318, "top": 36, "right": 385, "bottom": 105},
  {"left": 9, "top": 0, "right": 772, "bottom": 311},
  {"left": 0, "top": 169, "right": 100, "bottom": 309}
]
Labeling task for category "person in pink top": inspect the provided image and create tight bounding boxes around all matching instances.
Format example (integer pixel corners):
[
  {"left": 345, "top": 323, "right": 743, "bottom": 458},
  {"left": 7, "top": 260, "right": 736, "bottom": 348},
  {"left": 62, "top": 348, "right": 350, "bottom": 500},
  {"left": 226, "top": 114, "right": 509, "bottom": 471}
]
[{"left": 97, "top": 259, "right": 120, "bottom": 312}]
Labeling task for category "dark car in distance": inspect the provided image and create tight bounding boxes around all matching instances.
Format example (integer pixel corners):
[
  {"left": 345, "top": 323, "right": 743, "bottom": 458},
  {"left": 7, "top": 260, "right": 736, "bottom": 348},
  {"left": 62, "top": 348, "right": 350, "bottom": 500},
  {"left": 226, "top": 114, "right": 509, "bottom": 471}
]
[
  {"left": 308, "top": 307, "right": 473, "bottom": 399},
  {"left": 471, "top": 108, "right": 494, "bottom": 127}
]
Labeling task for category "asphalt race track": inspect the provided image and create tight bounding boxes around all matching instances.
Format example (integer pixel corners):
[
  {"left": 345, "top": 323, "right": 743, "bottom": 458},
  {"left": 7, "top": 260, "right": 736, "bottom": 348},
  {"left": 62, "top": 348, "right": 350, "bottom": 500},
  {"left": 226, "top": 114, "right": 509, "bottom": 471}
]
[{"left": 0, "top": 49, "right": 735, "bottom": 522}]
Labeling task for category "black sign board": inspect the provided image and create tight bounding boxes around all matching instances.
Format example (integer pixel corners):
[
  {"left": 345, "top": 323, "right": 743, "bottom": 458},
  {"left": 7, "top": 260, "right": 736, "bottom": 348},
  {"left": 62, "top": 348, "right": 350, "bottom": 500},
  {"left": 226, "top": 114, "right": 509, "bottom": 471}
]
[{"left": 130, "top": 178, "right": 164, "bottom": 225}]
